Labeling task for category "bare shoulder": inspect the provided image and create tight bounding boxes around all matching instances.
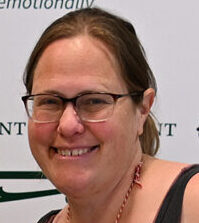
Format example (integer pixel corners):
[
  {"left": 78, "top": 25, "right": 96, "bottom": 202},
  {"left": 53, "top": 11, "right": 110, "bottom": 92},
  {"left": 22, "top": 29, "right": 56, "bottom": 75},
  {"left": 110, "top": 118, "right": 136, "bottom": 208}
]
[
  {"left": 142, "top": 154, "right": 188, "bottom": 181},
  {"left": 182, "top": 168, "right": 199, "bottom": 223},
  {"left": 142, "top": 155, "right": 199, "bottom": 222}
]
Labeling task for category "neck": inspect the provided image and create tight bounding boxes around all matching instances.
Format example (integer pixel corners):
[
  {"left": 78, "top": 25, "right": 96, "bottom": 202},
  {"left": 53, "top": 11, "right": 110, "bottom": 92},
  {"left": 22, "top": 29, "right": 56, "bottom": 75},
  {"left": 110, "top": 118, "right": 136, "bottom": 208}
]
[{"left": 66, "top": 151, "right": 143, "bottom": 223}]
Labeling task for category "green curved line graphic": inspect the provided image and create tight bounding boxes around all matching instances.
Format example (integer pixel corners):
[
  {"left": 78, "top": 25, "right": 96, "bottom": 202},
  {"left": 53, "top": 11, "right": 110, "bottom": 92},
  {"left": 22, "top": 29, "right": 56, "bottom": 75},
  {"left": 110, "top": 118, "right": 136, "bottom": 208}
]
[
  {"left": 0, "top": 171, "right": 61, "bottom": 202},
  {"left": 0, "top": 171, "right": 46, "bottom": 179},
  {"left": 0, "top": 187, "right": 60, "bottom": 202}
]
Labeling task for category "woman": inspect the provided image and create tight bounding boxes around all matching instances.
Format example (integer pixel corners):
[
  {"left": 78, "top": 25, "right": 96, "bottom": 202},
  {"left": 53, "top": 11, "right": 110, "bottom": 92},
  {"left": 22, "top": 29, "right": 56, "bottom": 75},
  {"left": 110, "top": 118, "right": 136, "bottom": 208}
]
[{"left": 22, "top": 7, "right": 199, "bottom": 223}]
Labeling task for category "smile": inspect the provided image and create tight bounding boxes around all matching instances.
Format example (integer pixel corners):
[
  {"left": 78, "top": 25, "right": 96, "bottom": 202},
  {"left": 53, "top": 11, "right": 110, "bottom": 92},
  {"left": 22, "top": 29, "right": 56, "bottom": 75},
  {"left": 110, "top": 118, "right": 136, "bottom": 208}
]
[{"left": 53, "top": 145, "right": 99, "bottom": 157}]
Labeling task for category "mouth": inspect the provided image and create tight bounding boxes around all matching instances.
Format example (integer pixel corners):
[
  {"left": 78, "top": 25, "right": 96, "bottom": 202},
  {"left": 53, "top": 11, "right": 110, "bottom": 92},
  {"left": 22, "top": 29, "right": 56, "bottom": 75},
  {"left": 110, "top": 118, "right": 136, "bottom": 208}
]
[{"left": 52, "top": 145, "right": 99, "bottom": 157}]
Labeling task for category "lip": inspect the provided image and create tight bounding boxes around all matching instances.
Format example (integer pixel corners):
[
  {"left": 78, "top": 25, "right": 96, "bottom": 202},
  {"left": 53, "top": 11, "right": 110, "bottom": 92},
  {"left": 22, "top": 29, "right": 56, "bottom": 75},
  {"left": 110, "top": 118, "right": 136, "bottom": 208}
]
[{"left": 51, "top": 145, "right": 100, "bottom": 159}]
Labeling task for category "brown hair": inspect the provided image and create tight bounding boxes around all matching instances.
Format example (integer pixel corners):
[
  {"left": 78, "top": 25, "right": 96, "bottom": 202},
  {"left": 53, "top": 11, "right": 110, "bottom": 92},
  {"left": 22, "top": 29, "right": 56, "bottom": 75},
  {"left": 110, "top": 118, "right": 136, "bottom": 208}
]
[{"left": 23, "top": 7, "right": 159, "bottom": 156}]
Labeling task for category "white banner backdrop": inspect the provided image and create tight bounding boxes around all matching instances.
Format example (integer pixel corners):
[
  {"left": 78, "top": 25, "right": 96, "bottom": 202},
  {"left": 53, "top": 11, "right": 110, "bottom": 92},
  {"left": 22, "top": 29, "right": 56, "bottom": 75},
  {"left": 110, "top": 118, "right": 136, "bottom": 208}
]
[{"left": 0, "top": 0, "right": 198, "bottom": 222}]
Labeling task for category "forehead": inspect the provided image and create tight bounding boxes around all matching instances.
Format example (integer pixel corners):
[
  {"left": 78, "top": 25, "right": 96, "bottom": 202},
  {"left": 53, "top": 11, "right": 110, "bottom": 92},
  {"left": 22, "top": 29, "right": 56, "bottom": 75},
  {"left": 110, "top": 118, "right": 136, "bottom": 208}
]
[{"left": 33, "top": 35, "right": 127, "bottom": 95}]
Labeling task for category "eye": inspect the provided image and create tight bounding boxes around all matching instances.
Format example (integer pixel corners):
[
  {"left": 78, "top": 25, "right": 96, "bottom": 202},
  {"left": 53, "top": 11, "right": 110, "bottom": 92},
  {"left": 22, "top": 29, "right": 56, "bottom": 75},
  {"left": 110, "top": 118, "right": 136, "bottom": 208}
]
[
  {"left": 84, "top": 98, "right": 108, "bottom": 105},
  {"left": 34, "top": 95, "right": 61, "bottom": 108},
  {"left": 81, "top": 94, "right": 112, "bottom": 106},
  {"left": 77, "top": 94, "right": 113, "bottom": 113}
]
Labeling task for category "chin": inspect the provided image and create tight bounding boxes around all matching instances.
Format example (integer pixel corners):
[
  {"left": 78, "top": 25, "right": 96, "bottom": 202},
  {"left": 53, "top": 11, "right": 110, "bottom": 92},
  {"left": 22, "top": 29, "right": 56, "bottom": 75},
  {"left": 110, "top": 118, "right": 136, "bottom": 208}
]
[{"left": 48, "top": 169, "right": 95, "bottom": 198}]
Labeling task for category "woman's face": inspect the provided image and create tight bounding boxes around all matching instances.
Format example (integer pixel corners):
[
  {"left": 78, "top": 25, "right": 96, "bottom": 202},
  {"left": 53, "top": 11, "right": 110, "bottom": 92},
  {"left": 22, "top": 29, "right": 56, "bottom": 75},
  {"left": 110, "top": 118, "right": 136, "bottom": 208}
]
[{"left": 28, "top": 35, "right": 146, "bottom": 197}]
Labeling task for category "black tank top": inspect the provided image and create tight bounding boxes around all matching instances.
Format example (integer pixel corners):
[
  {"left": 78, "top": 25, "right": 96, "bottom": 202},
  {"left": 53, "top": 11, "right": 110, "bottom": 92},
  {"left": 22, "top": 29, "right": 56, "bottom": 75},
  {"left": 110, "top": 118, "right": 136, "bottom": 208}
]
[
  {"left": 154, "top": 164, "right": 199, "bottom": 223},
  {"left": 37, "top": 164, "right": 199, "bottom": 223}
]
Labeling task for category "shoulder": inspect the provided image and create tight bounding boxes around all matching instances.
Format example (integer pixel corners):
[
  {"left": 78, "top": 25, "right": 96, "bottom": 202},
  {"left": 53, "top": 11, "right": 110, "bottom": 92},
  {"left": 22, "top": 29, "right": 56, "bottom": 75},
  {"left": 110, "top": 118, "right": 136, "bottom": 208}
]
[
  {"left": 181, "top": 166, "right": 199, "bottom": 223},
  {"left": 37, "top": 210, "right": 61, "bottom": 223},
  {"left": 133, "top": 155, "right": 190, "bottom": 221},
  {"left": 142, "top": 156, "right": 199, "bottom": 222},
  {"left": 142, "top": 155, "right": 199, "bottom": 194},
  {"left": 142, "top": 155, "right": 188, "bottom": 181},
  {"left": 141, "top": 155, "right": 189, "bottom": 200},
  {"left": 144, "top": 156, "right": 199, "bottom": 222},
  {"left": 53, "top": 206, "right": 68, "bottom": 223}
]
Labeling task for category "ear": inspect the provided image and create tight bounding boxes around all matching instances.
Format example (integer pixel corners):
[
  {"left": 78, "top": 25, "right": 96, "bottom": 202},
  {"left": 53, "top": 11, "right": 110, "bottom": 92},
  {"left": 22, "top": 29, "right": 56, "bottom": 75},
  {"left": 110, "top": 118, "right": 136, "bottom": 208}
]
[{"left": 137, "top": 88, "right": 155, "bottom": 135}]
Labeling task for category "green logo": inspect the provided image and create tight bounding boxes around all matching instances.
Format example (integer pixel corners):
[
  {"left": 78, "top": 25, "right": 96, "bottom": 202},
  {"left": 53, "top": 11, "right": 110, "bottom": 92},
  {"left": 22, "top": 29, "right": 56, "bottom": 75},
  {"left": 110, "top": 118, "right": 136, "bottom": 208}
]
[{"left": 0, "top": 171, "right": 60, "bottom": 202}]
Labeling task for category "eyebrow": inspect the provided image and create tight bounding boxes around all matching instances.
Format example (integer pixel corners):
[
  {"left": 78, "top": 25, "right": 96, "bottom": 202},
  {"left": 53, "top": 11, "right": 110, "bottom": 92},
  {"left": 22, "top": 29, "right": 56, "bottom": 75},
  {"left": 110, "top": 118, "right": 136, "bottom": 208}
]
[{"left": 35, "top": 89, "right": 110, "bottom": 98}]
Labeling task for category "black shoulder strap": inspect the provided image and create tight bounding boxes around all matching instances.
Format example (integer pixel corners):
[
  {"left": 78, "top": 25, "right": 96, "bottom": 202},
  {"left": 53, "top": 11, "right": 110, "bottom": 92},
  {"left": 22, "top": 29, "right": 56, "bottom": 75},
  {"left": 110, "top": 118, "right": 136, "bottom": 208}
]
[
  {"left": 37, "top": 209, "right": 61, "bottom": 223},
  {"left": 154, "top": 164, "right": 199, "bottom": 223}
]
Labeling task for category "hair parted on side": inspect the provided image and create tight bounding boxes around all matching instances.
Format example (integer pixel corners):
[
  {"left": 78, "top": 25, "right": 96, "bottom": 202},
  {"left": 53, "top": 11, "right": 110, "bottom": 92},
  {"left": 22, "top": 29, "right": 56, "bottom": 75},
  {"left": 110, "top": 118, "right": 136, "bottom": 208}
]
[{"left": 23, "top": 7, "right": 159, "bottom": 156}]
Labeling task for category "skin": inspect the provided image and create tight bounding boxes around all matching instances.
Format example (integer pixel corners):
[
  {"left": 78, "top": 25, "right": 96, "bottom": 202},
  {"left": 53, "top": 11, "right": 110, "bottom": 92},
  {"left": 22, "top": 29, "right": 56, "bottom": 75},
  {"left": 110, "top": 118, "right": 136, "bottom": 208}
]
[{"left": 27, "top": 35, "right": 199, "bottom": 223}]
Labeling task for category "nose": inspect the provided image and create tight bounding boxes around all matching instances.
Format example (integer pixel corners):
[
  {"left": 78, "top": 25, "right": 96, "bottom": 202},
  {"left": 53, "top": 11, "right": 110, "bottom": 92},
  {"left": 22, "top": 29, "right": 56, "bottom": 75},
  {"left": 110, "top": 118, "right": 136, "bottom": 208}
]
[{"left": 57, "top": 103, "right": 85, "bottom": 137}]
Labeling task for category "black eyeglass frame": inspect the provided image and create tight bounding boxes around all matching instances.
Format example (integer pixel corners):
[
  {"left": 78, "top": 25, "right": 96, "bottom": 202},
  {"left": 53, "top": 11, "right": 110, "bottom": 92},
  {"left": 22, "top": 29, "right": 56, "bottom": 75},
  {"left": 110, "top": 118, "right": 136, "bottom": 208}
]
[{"left": 21, "top": 91, "right": 144, "bottom": 122}]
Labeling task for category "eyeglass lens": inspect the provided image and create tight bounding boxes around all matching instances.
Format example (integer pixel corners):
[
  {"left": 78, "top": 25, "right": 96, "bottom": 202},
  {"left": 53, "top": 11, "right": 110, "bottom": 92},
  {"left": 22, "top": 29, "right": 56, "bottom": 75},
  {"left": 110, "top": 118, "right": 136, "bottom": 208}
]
[{"left": 26, "top": 94, "right": 115, "bottom": 123}]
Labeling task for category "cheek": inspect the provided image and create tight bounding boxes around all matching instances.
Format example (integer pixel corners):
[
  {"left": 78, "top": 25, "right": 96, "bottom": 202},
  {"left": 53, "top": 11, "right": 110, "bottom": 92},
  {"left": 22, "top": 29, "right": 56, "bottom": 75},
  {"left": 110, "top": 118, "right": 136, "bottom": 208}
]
[
  {"left": 87, "top": 120, "right": 117, "bottom": 141},
  {"left": 115, "top": 105, "right": 140, "bottom": 140},
  {"left": 28, "top": 121, "right": 57, "bottom": 151},
  {"left": 87, "top": 117, "right": 136, "bottom": 147},
  {"left": 91, "top": 106, "right": 138, "bottom": 142}
]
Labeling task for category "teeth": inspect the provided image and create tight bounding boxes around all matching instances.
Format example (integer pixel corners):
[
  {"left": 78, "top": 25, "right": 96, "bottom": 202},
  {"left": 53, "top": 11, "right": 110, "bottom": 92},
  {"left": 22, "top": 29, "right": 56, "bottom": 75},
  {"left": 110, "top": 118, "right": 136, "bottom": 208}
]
[
  {"left": 57, "top": 148, "right": 91, "bottom": 157},
  {"left": 72, "top": 149, "right": 79, "bottom": 156}
]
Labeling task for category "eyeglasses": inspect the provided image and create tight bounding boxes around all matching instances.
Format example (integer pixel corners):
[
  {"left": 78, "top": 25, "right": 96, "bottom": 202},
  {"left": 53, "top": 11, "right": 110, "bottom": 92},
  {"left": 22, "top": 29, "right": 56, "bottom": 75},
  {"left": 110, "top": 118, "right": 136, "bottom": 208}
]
[{"left": 21, "top": 91, "right": 143, "bottom": 123}]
